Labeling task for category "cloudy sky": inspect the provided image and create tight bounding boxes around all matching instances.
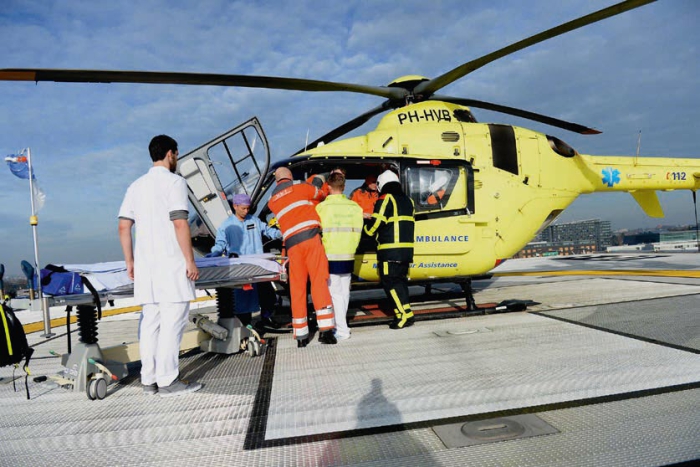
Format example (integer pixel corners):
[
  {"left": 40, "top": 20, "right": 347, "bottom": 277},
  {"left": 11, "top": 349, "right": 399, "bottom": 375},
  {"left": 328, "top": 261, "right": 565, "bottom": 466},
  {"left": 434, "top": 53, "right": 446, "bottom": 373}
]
[{"left": 1, "top": 0, "right": 698, "bottom": 275}]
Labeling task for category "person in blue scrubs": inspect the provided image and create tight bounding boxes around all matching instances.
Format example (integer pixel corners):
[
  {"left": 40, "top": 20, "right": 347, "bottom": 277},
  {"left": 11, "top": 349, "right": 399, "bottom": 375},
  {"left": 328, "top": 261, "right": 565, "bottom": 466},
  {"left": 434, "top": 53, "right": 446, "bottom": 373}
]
[{"left": 209, "top": 193, "right": 282, "bottom": 328}]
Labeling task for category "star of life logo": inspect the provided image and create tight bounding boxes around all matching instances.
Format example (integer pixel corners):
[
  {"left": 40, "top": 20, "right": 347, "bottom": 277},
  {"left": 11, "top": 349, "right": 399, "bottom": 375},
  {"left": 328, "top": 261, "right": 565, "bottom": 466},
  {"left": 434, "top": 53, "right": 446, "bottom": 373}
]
[{"left": 601, "top": 167, "right": 621, "bottom": 187}]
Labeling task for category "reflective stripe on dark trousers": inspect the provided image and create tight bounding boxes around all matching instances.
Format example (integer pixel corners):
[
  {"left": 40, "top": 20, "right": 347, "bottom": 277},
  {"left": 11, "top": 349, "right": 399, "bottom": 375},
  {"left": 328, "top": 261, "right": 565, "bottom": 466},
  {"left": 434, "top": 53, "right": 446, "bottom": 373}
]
[{"left": 378, "top": 261, "right": 412, "bottom": 318}]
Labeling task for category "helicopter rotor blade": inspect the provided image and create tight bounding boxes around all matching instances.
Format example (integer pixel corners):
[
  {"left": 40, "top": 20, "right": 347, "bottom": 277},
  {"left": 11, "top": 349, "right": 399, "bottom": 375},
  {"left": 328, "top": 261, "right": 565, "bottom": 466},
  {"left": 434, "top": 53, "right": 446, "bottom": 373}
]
[
  {"left": 415, "top": 0, "right": 656, "bottom": 97},
  {"left": 430, "top": 95, "right": 601, "bottom": 135},
  {"left": 0, "top": 69, "right": 406, "bottom": 100},
  {"left": 294, "top": 101, "right": 394, "bottom": 155},
  {"left": 0, "top": 2, "right": 652, "bottom": 143}
]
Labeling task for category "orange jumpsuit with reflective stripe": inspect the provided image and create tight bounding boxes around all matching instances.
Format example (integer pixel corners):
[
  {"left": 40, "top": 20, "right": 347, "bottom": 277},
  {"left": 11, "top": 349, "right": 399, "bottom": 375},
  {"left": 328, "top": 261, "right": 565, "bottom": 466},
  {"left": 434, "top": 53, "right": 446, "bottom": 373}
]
[
  {"left": 350, "top": 186, "right": 379, "bottom": 217},
  {"left": 268, "top": 180, "right": 334, "bottom": 339},
  {"left": 306, "top": 174, "right": 331, "bottom": 200}
]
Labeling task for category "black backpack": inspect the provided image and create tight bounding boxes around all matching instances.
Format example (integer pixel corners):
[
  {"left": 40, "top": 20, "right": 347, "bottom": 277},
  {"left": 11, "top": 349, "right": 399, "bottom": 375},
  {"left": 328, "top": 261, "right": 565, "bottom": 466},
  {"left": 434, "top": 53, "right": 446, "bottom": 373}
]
[{"left": 0, "top": 302, "right": 34, "bottom": 399}]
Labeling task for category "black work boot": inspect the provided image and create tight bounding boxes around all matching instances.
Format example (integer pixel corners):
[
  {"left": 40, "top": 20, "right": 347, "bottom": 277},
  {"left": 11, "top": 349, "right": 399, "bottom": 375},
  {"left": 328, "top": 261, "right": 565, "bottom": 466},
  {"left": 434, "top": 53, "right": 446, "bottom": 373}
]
[
  {"left": 389, "top": 315, "right": 415, "bottom": 329},
  {"left": 297, "top": 337, "right": 309, "bottom": 348},
  {"left": 318, "top": 330, "right": 337, "bottom": 344},
  {"left": 260, "top": 315, "right": 282, "bottom": 329}
]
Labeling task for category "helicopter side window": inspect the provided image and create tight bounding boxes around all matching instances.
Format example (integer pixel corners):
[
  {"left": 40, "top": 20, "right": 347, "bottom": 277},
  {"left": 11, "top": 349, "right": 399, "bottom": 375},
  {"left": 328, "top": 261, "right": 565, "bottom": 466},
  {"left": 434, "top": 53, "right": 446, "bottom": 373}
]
[{"left": 405, "top": 165, "right": 465, "bottom": 214}]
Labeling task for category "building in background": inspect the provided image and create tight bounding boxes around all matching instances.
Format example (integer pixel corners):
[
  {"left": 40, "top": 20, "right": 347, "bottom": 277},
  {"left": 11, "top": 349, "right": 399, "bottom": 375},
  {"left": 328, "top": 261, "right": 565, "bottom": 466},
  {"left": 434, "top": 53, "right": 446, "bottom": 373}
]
[
  {"left": 515, "top": 219, "right": 612, "bottom": 258},
  {"left": 608, "top": 229, "right": 699, "bottom": 253}
]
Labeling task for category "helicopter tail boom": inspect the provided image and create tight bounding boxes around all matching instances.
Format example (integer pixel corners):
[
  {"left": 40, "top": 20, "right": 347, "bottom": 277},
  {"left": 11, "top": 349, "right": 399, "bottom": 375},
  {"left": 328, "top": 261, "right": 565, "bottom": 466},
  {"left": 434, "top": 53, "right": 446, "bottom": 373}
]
[
  {"left": 576, "top": 155, "right": 700, "bottom": 218},
  {"left": 580, "top": 155, "right": 700, "bottom": 193}
]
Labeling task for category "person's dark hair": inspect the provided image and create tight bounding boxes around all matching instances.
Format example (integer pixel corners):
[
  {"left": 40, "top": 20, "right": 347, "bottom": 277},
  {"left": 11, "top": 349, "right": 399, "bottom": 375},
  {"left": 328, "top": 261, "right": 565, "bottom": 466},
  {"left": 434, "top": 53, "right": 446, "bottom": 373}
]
[
  {"left": 149, "top": 134, "right": 178, "bottom": 162},
  {"left": 327, "top": 172, "right": 345, "bottom": 191}
]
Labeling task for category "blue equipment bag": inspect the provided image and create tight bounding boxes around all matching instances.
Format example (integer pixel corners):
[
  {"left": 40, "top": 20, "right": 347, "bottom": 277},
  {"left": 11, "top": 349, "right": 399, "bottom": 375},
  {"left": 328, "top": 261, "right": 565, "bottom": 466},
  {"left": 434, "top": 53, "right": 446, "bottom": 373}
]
[
  {"left": 40, "top": 265, "right": 102, "bottom": 320},
  {"left": 40, "top": 267, "right": 83, "bottom": 296}
]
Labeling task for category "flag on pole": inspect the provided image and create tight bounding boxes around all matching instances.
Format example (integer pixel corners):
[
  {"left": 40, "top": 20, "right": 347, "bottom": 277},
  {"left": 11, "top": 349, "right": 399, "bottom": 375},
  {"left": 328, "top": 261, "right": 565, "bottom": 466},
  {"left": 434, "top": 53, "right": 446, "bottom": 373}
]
[
  {"left": 6, "top": 154, "right": 32, "bottom": 179},
  {"left": 5, "top": 152, "right": 46, "bottom": 211},
  {"left": 32, "top": 182, "right": 46, "bottom": 211}
]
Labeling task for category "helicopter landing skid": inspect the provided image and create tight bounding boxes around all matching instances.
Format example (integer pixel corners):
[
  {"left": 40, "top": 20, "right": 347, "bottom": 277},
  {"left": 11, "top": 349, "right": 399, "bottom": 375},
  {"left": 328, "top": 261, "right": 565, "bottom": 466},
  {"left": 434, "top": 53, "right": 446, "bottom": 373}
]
[{"left": 459, "top": 279, "right": 478, "bottom": 311}]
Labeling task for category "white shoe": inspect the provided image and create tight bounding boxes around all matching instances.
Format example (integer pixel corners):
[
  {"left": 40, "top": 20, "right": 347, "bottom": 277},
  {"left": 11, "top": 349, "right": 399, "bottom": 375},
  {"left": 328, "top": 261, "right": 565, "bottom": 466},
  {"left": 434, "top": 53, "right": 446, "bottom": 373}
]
[{"left": 334, "top": 332, "right": 351, "bottom": 341}]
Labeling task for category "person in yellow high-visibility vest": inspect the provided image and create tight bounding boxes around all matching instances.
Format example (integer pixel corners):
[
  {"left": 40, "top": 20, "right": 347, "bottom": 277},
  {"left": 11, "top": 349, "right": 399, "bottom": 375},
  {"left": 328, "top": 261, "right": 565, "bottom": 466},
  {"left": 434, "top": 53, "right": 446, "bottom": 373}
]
[{"left": 316, "top": 173, "right": 364, "bottom": 340}]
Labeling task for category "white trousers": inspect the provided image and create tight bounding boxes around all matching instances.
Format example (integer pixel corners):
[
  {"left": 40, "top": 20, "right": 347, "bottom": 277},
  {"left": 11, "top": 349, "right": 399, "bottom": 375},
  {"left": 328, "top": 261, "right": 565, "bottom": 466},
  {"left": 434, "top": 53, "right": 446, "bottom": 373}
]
[
  {"left": 329, "top": 273, "right": 351, "bottom": 338},
  {"left": 139, "top": 301, "right": 190, "bottom": 387}
]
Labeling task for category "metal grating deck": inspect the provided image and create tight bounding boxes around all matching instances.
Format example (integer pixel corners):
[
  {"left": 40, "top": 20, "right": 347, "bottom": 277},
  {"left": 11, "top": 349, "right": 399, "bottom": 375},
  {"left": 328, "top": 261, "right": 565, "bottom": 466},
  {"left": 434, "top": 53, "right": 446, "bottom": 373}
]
[
  {"left": 265, "top": 312, "right": 700, "bottom": 440},
  {"left": 1, "top": 274, "right": 699, "bottom": 466}
]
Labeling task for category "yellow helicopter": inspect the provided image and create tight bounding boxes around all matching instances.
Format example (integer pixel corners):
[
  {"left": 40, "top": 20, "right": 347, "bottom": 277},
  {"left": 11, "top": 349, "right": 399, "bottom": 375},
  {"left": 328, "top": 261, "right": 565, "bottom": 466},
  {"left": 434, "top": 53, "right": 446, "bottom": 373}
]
[{"left": 1, "top": 0, "right": 698, "bottom": 304}]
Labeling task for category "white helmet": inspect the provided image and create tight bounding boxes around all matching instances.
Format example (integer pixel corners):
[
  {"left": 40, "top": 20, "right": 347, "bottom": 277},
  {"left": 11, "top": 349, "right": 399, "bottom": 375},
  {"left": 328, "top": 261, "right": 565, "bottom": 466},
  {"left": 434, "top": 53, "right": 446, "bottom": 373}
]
[{"left": 377, "top": 170, "right": 399, "bottom": 192}]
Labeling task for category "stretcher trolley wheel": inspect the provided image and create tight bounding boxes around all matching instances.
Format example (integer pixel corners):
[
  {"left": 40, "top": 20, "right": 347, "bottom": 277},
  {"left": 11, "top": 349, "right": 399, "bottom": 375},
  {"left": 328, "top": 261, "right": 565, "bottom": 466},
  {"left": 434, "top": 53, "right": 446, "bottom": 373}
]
[
  {"left": 246, "top": 339, "right": 261, "bottom": 357},
  {"left": 87, "top": 376, "right": 108, "bottom": 400}
]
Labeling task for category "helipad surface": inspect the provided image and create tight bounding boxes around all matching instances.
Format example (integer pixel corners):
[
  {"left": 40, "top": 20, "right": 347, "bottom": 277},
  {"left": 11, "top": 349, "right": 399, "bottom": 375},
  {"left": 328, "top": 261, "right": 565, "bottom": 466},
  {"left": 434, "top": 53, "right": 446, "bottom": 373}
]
[{"left": 1, "top": 253, "right": 698, "bottom": 466}]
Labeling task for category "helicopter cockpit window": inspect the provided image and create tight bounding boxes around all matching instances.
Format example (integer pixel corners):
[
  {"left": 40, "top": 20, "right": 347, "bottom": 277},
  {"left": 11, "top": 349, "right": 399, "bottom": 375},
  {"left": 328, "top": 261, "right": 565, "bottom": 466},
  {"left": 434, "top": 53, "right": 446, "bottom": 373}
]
[{"left": 405, "top": 165, "right": 466, "bottom": 214}]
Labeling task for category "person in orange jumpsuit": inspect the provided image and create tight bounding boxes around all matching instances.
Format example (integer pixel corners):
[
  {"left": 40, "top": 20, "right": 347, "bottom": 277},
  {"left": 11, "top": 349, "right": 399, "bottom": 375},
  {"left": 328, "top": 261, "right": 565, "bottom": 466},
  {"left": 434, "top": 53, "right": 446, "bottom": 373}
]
[
  {"left": 307, "top": 167, "right": 346, "bottom": 199},
  {"left": 268, "top": 167, "right": 337, "bottom": 347},
  {"left": 350, "top": 174, "right": 379, "bottom": 219}
]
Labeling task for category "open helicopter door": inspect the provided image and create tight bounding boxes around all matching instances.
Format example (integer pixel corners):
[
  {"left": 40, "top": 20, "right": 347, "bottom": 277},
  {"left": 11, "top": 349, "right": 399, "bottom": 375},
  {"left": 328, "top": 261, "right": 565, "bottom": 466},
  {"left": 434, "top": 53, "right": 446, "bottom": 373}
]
[{"left": 178, "top": 117, "right": 271, "bottom": 254}]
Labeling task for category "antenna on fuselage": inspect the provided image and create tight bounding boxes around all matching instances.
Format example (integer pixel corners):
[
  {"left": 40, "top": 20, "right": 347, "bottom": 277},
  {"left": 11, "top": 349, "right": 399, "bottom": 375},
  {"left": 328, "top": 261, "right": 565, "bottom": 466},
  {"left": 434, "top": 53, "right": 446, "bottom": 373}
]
[
  {"left": 304, "top": 129, "right": 309, "bottom": 152},
  {"left": 635, "top": 130, "right": 642, "bottom": 166},
  {"left": 693, "top": 190, "right": 699, "bottom": 254}
]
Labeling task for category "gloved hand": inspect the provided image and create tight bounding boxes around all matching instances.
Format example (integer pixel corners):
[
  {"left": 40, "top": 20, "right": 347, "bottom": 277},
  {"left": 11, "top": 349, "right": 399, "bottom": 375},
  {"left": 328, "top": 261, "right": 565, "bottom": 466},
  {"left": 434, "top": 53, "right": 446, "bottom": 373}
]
[{"left": 228, "top": 252, "right": 240, "bottom": 258}]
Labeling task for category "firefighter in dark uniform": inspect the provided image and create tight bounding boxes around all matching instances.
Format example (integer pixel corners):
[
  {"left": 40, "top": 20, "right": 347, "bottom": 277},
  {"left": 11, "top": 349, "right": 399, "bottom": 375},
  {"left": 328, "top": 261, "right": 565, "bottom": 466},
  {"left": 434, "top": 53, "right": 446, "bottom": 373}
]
[{"left": 364, "top": 169, "right": 416, "bottom": 329}]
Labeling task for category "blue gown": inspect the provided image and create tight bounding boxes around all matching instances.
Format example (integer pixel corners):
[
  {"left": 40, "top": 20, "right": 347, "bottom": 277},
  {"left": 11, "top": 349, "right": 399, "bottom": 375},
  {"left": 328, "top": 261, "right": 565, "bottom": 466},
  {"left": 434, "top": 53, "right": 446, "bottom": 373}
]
[{"left": 210, "top": 214, "right": 282, "bottom": 314}]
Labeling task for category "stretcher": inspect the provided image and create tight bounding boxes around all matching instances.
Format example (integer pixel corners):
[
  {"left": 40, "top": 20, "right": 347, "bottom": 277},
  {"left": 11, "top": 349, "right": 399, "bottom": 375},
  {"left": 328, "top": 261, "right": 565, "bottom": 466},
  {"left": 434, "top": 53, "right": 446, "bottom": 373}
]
[{"left": 40, "top": 255, "right": 287, "bottom": 400}]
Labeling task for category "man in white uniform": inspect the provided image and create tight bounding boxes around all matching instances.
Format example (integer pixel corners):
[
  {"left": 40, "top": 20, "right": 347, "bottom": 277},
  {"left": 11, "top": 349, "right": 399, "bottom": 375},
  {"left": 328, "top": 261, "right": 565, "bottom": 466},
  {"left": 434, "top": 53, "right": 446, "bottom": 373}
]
[{"left": 118, "top": 134, "right": 202, "bottom": 398}]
